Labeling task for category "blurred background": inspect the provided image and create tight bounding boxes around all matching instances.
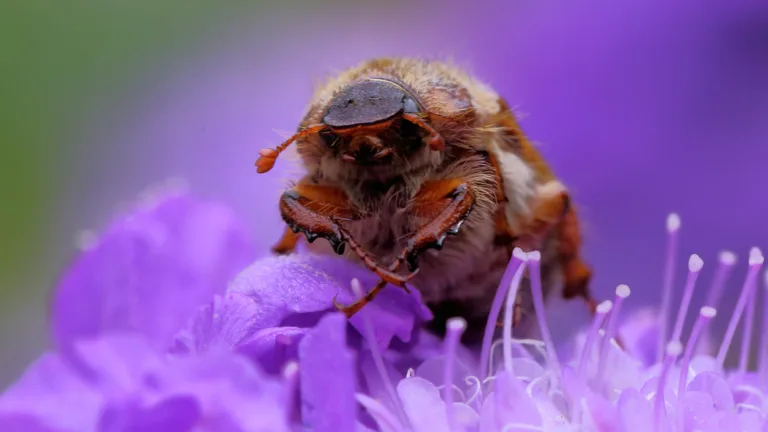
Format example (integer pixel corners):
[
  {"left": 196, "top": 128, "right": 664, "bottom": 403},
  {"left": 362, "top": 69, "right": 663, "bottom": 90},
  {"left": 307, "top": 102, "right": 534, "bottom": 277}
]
[{"left": 2, "top": 0, "right": 767, "bottom": 386}]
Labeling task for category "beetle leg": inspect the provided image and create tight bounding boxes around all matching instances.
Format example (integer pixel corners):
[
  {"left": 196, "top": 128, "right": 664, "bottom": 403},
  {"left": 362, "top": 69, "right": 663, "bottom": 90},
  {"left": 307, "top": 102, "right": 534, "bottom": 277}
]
[
  {"left": 397, "top": 179, "right": 475, "bottom": 272},
  {"left": 276, "top": 179, "right": 414, "bottom": 288},
  {"left": 332, "top": 179, "right": 475, "bottom": 318},
  {"left": 272, "top": 226, "right": 301, "bottom": 255}
]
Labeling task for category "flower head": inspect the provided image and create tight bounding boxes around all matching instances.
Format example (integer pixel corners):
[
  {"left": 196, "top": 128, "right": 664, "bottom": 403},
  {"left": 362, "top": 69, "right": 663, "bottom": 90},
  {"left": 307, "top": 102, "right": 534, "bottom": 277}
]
[{"left": 2, "top": 189, "right": 767, "bottom": 431}]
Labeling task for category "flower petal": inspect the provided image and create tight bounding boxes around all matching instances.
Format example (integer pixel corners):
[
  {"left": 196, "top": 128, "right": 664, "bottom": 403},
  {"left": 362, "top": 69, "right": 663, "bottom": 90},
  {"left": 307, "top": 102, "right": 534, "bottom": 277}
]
[
  {"left": 396, "top": 377, "right": 450, "bottom": 432},
  {"left": 683, "top": 390, "right": 717, "bottom": 430},
  {"left": 154, "top": 351, "right": 290, "bottom": 431},
  {"left": 0, "top": 415, "right": 60, "bottom": 432},
  {"left": 53, "top": 192, "right": 254, "bottom": 349},
  {"left": 299, "top": 313, "right": 356, "bottom": 432},
  {"left": 688, "top": 371, "right": 735, "bottom": 412},
  {"left": 0, "top": 353, "right": 102, "bottom": 431},
  {"left": 237, "top": 326, "right": 307, "bottom": 375},
  {"left": 619, "top": 308, "right": 660, "bottom": 368},
  {"left": 490, "top": 370, "right": 542, "bottom": 428},
  {"left": 172, "top": 292, "right": 262, "bottom": 354},
  {"left": 230, "top": 253, "right": 430, "bottom": 349},
  {"left": 0, "top": 333, "right": 290, "bottom": 432},
  {"left": 355, "top": 393, "right": 402, "bottom": 432},
  {"left": 617, "top": 388, "right": 654, "bottom": 432},
  {"left": 98, "top": 396, "right": 200, "bottom": 432}
]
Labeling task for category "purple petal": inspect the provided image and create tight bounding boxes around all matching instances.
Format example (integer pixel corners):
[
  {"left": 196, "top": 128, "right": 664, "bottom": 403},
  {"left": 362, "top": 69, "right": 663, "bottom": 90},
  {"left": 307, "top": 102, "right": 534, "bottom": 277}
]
[
  {"left": 0, "top": 333, "right": 290, "bottom": 432},
  {"left": 172, "top": 292, "right": 261, "bottom": 354},
  {"left": 617, "top": 389, "right": 654, "bottom": 432},
  {"left": 98, "top": 396, "right": 200, "bottom": 432},
  {"left": 0, "top": 353, "right": 102, "bottom": 431},
  {"left": 231, "top": 253, "right": 430, "bottom": 349},
  {"left": 358, "top": 351, "right": 406, "bottom": 418},
  {"left": 299, "top": 313, "right": 356, "bottom": 432},
  {"left": 152, "top": 351, "right": 290, "bottom": 432},
  {"left": 53, "top": 192, "right": 254, "bottom": 350},
  {"left": 688, "top": 371, "right": 735, "bottom": 411},
  {"left": 683, "top": 391, "right": 718, "bottom": 430},
  {"left": 355, "top": 394, "right": 402, "bottom": 432},
  {"left": 619, "top": 308, "right": 660, "bottom": 367},
  {"left": 488, "top": 371, "right": 542, "bottom": 428},
  {"left": 237, "top": 327, "right": 307, "bottom": 375},
  {"left": 396, "top": 377, "right": 450, "bottom": 432},
  {"left": 738, "top": 411, "right": 765, "bottom": 432},
  {"left": 71, "top": 333, "right": 161, "bottom": 392},
  {"left": 413, "top": 353, "right": 479, "bottom": 406},
  {"left": 582, "top": 390, "right": 619, "bottom": 431},
  {"left": 0, "top": 415, "right": 60, "bottom": 432}
]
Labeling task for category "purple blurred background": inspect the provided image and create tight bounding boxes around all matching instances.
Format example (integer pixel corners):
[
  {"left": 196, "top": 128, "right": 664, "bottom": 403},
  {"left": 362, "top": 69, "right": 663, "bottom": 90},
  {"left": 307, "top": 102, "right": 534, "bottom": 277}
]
[{"left": 4, "top": 0, "right": 768, "bottom": 385}]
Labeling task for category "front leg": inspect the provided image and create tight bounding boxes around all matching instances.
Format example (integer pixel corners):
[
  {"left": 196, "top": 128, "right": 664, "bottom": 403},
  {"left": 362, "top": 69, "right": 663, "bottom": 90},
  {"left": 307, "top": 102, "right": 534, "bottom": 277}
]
[
  {"left": 276, "top": 180, "right": 356, "bottom": 255},
  {"left": 276, "top": 179, "right": 412, "bottom": 287},
  {"left": 333, "top": 179, "right": 476, "bottom": 317},
  {"left": 399, "top": 179, "right": 475, "bottom": 271}
]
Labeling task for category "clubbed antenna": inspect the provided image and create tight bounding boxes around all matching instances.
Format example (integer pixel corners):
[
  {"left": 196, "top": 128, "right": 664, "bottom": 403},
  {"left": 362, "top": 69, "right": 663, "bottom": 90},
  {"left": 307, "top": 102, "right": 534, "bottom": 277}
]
[{"left": 255, "top": 124, "right": 326, "bottom": 173}]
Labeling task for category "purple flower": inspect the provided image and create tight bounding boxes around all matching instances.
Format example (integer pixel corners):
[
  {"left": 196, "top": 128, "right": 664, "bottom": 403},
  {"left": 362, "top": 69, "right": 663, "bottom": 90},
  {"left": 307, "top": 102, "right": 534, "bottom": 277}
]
[
  {"left": 0, "top": 333, "right": 290, "bottom": 431},
  {"left": 52, "top": 185, "right": 256, "bottom": 351},
  {"left": 3, "top": 188, "right": 768, "bottom": 431},
  {"left": 0, "top": 187, "right": 431, "bottom": 431}
]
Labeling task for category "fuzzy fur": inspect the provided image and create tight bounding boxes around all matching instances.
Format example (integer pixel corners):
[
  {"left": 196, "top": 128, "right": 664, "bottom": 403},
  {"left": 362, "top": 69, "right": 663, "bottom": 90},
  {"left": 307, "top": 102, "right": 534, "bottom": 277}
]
[{"left": 282, "top": 58, "right": 577, "bottom": 339}]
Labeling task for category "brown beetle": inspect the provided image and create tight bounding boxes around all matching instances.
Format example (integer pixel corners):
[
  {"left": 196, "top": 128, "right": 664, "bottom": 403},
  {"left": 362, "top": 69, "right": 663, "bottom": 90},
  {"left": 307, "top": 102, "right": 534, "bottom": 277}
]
[{"left": 256, "top": 58, "right": 595, "bottom": 339}]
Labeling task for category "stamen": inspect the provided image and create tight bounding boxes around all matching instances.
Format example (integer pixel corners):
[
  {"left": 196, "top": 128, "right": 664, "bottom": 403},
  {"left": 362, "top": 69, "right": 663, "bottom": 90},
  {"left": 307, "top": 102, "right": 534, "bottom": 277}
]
[
  {"left": 573, "top": 300, "right": 612, "bottom": 423},
  {"left": 577, "top": 300, "right": 613, "bottom": 378},
  {"left": 444, "top": 317, "right": 466, "bottom": 432},
  {"left": 654, "top": 341, "right": 683, "bottom": 432},
  {"left": 503, "top": 255, "right": 529, "bottom": 374},
  {"left": 480, "top": 247, "right": 527, "bottom": 380},
  {"left": 705, "top": 251, "right": 737, "bottom": 307},
  {"left": 350, "top": 278, "right": 410, "bottom": 428},
  {"left": 676, "top": 307, "right": 716, "bottom": 432},
  {"left": 701, "top": 251, "right": 737, "bottom": 346},
  {"left": 671, "top": 254, "right": 704, "bottom": 342},
  {"left": 716, "top": 248, "right": 764, "bottom": 368},
  {"left": 596, "top": 285, "right": 631, "bottom": 385},
  {"left": 527, "top": 251, "right": 561, "bottom": 375},
  {"left": 355, "top": 393, "right": 402, "bottom": 432},
  {"left": 760, "top": 270, "right": 768, "bottom": 387},
  {"left": 282, "top": 361, "right": 300, "bottom": 423},
  {"left": 740, "top": 270, "right": 757, "bottom": 373},
  {"left": 658, "top": 213, "right": 681, "bottom": 364}
]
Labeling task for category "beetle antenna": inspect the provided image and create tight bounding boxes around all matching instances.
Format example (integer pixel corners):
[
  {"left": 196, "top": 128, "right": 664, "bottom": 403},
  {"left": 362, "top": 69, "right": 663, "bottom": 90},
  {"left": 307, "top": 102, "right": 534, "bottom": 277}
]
[
  {"left": 255, "top": 124, "right": 326, "bottom": 173},
  {"left": 401, "top": 113, "right": 446, "bottom": 151}
]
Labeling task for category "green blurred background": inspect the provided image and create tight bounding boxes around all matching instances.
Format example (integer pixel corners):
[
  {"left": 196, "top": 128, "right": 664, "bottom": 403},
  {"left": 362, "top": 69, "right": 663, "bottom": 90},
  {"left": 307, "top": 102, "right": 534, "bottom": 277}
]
[{"left": 0, "top": 1, "right": 280, "bottom": 386}]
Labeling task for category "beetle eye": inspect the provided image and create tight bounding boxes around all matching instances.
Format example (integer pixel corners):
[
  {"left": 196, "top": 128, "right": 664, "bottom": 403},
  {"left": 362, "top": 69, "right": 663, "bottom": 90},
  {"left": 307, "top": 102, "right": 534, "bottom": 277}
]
[
  {"left": 403, "top": 96, "right": 420, "bottom": 114},
  {"left": 319, "top": 130, "right": 339, "bottom": 147}
]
